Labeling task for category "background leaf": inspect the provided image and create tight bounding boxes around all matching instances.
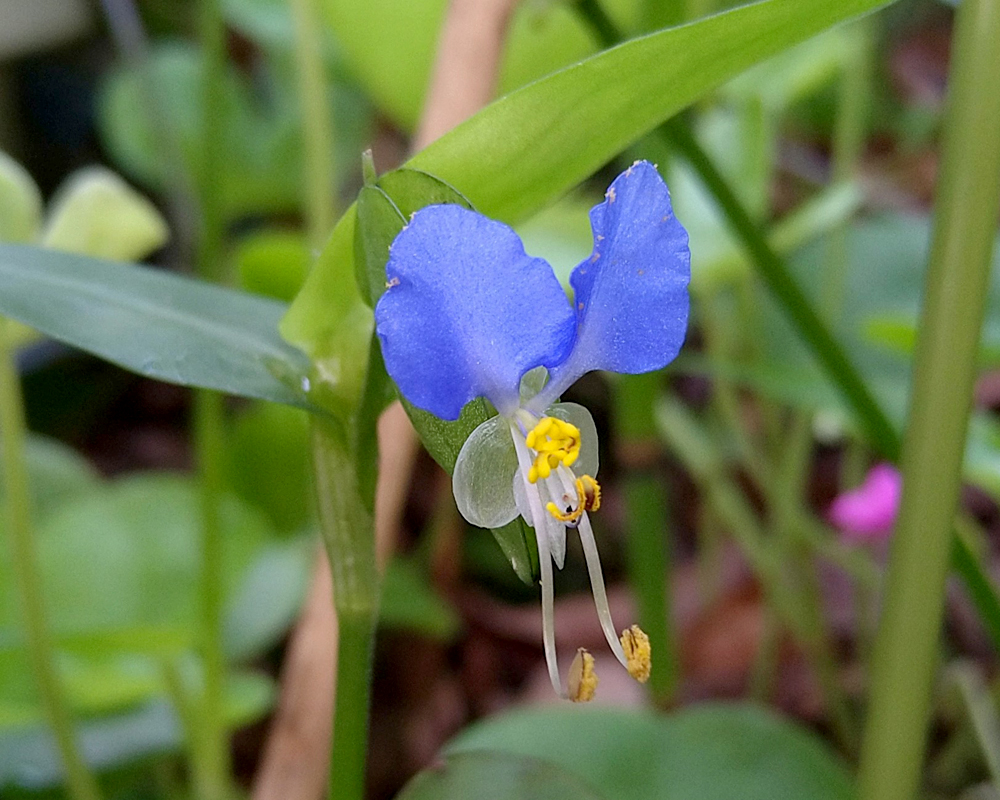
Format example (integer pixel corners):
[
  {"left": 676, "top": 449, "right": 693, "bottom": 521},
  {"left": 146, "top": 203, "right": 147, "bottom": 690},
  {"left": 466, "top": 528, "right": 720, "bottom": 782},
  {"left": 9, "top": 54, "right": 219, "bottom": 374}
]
[
  {"left": 98, "top": 42, "right": 302, "bottom": 219},
  {"left": 379, "top": 557, "right": 461, "bottom": 641},
  {"left": 0, "top": 244, "right": 314, "bottom": 409},
  {"left": 0, "top": 474, "right": 303, "bottom": 732},
  {"left": 0, "top": 151, "right": 41, "bottom": 244},
  {"left": 397, "top": 750, "right": 606, "bottom": 800},
  {"left": 41, "top": 167, "right": 169, "bottom": 262},
  {"left": 446, "top": 704, "right": 855, "bottom": 800},
  {"left": 407, "top": 0, "right": 892, "bottom": 223}
]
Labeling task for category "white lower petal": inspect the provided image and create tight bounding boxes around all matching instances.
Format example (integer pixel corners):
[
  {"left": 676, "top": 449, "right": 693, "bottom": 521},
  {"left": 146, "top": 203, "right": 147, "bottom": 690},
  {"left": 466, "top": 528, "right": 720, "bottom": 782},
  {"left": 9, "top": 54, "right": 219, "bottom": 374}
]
[{"left": 453, "top": 414, "right": 519, "bottom": 528}]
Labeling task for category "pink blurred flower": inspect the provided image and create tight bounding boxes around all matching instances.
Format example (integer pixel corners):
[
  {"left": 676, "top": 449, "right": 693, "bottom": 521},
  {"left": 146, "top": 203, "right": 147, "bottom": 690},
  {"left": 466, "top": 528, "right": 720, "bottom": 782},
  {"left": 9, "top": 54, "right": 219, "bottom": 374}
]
[{"left": 827, "top": 463, "right": 902, "bottom": 542}]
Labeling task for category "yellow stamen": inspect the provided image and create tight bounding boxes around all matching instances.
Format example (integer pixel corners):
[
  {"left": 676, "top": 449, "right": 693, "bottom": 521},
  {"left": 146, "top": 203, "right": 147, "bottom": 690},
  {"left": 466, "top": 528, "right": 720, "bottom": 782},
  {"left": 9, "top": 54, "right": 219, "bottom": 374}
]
[
  {"left": 620, "top": 625, "right": 651, "bottom": 683},
  {"left": 545, "top": 475, "right": 602, "bottom": 524},
  {"left": 578, "top": 474, "right": 601, "bottom": 512},
  {"left": 525, "top": 417, "right": 581, "bottom": 484},
  {"left": 567, "top": 648, "right": 598, "bottom": 702}
]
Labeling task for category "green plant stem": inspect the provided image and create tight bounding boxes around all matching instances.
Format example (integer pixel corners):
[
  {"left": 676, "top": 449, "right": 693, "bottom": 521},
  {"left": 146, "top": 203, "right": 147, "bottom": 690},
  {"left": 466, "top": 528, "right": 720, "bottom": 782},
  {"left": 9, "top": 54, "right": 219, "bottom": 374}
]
[
  {"left": 290, "top": 0, "right": 336, "bottom": 249},
  {"left": 664, "top": 119, "right": 899, "bottom": 461},
  {"left": 821, "top": 18, "right": 874, "bottom": 324},
  {"left": 192, "top": 2, "right": 231, "bottom": 798},
  {"left": 737, "top": 95, "right": 773, "bottom": 223},
  {"left": 0, "top": 318, "right": 102, "bottom": 800},
  {"left": 700, "top": 293, "right": 772, "bottom": 489},
  {"left": 614, "top": 373, "right": 676, "bottom": 705},
  {"left": 161, "top": 658, "right": 210, "bottom": 794},
  {"left": 192, "top": 390, "right": 229, "bottom": 800},
  {"left": 656, "top": 395, "right": 855, "bottom": 750},
  {"left": 311, "top": 419, "right": 378, "bottom": 800},
  {"left": 857, "top": 1, "right": 1000, "bottom": 798}
]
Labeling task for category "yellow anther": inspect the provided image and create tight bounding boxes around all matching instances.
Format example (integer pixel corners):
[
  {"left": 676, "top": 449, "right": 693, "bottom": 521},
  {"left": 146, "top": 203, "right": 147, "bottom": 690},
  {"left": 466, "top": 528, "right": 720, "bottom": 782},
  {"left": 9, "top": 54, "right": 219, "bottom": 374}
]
[
  {"left": 568, "top": 648, "right": 598, "bottom": 702},
  {"left": 578, "top": 475, "right": 601, "bottom": 512},
  {"left": 620, "top": 625, "right": 651, "bottom": 684},
  {"left": 545, "top": 475, "right": 602, "bottom": 524},
  {"left": 546, "top": 499, "right": 584, "bottom": 525},
  {"left": 525, "top": 417, "right": 581, "bottom": 484},
  {"left": 525, "top": 417, "right": 553, "bottom": 449}
]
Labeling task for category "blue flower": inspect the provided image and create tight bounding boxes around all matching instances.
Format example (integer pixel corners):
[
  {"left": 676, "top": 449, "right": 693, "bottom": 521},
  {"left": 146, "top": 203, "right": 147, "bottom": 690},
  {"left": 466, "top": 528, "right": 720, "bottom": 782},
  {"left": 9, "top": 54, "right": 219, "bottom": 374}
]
[{"left": 375, "top": 161, "right": 690, "bottom": 699}]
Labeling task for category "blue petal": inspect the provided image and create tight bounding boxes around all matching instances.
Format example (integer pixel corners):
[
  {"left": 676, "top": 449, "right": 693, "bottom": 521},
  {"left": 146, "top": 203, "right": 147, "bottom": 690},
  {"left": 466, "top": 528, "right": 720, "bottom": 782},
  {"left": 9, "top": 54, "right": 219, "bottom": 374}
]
[
  {"left": 375, "top": 204, "right": 576, "bottom": 420},
  {"left": 541, "top": 162, "right": 690, "bottom": 402}
]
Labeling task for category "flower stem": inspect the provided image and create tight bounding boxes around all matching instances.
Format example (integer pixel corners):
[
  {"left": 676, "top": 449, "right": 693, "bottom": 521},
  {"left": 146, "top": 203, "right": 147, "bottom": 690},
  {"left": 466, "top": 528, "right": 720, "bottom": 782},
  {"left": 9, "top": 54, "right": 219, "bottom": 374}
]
[
  {"left": 311, "top": 419, "right": 378, "bottom": 800},
  {"left": 191, "top": 389, "right": 229, "bottom": 800},
  {"left": 289, "top": 0, "right": 336, "bottom": 249},
  {"left": 0, "top": 318, "right": 102, "bottom": 800},
  {"left": 614, "top": 373, "right": 676, "bottom": 705},
  {"left": 857, "top": 1, "right": 1000, "bottom": 797}
]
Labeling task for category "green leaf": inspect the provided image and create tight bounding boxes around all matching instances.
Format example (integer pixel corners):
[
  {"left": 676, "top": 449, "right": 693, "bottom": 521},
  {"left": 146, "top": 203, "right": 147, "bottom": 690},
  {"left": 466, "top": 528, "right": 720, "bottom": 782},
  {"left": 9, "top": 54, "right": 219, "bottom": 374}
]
[
  {"left": 0, "top": 670, "right": 274, "bottom": 789},
  {"left": 282, "top": 208, "right": 373, "bottom": 421},
  {"left": 407, "top": 0, "right": 893, "bottom": 224},
  {"left": 41, "top": 167, "right": 169, "bottom": 262},
  {"left": 723, "top": 25, "right": 854, "bottom": 111},
  {"left": 355, "top": 185, "right": 405, "bottom": 308},
  {"left": 352, "top": 337, "right": 394, "bottom": 511},
  {"left": 226, "top": 402, "right": 314, "bottom": 533},
  {"left": 0, "top": 151, "right": 41, "bottom": 244},
  {"left": 0, "top": 244, "right": 314, "bottom": 409},
  {"left": 235, "top": 229, "right": 312, "bottom": 303},
  {"left": 446, "top": 704, "right": 855, "bottom": 800},
  {"left": 223, "top": 540, "right": 312, "bottom": 661},
  {"left": 223, "top": 671, "right": 276, "bottom": 727},
  {"left": 0, "top": 474, "right": 273, "bottom": 639},
  {"left": 0, "top": 434, "right": 100, "bottom": 512},
  {"left": 398, "top": 750, "right": 606, "bottom": 800},
  {"left": 97, "top": 41, "right": 302, "bottom": 219},
  {"left": 379, "top": 557, "right": 461, "bottom": 641},
  {"left": 288, "top": 0, "right": 893, "bottom": 360},
  {"left": 0, "top": 475, "right": 291, "bottom": 737},
  {"left": 0, "top": 700, "right": 180, "bottom": 788},
  {"left": 866, "top": 314, "right": 1000, "bottom": 369}
]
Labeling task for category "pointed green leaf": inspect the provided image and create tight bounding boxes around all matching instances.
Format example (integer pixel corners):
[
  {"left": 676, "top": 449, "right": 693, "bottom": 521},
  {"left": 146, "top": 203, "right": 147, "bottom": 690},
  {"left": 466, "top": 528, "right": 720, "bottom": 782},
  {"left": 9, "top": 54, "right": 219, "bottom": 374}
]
[
  {"left": 408, "top": 0, "right": 893, "bottom": 223},
  {"left": 0, "top": 244, "right": 314, "bottom": 409}
]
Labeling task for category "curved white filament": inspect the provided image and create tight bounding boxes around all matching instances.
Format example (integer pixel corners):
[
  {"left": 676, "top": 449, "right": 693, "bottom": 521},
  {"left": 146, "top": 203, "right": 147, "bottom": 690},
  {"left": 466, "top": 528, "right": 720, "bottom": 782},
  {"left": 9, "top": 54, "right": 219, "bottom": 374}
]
[
  {"left": 555, "top": 466, "right": 627, "bottom": 667},
  {"left": 510, "top": 421, "right": 564, "bottom": 697}
]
